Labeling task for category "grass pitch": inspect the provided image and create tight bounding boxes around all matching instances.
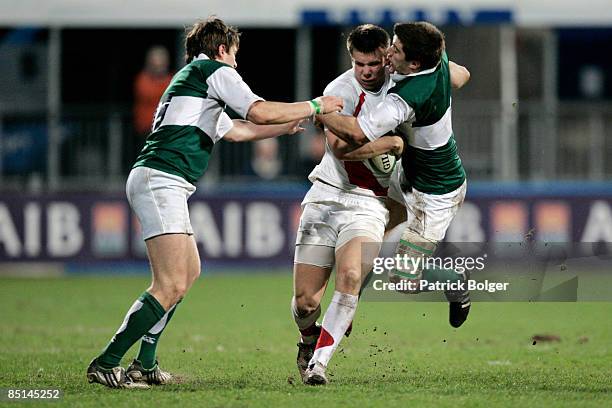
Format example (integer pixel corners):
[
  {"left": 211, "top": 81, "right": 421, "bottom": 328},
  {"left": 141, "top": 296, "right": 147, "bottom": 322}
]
[{"left": 1, "top": 273, "right": 611, "bottom": 407}]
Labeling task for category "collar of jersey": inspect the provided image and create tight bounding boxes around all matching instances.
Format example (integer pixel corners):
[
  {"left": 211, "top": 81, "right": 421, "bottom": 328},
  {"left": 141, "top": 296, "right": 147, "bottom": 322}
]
[
  {"left": 390, "top": 60, "right": 440, "bottom": 82},
  {"left": 193, "top": 53, "right": 211, "bottom": 62}
]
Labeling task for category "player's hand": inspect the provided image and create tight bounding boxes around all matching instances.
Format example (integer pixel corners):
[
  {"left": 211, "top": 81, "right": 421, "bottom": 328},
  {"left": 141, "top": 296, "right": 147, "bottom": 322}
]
[
  {"left": 285, "top": 119, "right": 305, "bottom": 135},
  {"left": 316, "top": 96, "right": 343, "bottom": 114}
]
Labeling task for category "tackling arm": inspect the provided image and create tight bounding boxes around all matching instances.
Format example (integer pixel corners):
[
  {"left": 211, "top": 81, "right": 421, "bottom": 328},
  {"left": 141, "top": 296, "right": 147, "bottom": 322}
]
[
  {"left": 223, "top": 119, "right": 304, "bottom": 142},
  {"left": 325, "top": 130, "right": 359, "bottom": 159},
  {"left": 316, "top": 112, "right": 370, "bottom": 145},
  {"left": 326, "top": 128, "right": 403, "bottom": 161},
  {"left": 208, "top": 67, "right": 343, "bottom": 126},
  {"left": 341, "top": 136, "right": 404, "bottom": 161},
  {"left": 246, "top": 97, "right": 343, "bottom": 125},
  {"left": 319, "top": 94, "right": 410, "bottom": 147}
]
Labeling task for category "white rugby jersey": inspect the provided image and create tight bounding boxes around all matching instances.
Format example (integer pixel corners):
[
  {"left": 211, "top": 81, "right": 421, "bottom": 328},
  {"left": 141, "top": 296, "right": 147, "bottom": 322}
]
[{"left": 308, "top": 69, "right": 394, "bottom": 197}]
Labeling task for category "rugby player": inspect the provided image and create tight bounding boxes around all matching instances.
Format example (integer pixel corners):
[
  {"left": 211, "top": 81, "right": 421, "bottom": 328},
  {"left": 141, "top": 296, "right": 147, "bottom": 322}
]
[
  {"left": 316, "top": 22, "right": 472, "bottom": 341},
  {"left": 292, "top": 24, "right": 404, "bottom": 386},
  {"left": 86, "top": 17, "right": 343, "bottom": 389}
]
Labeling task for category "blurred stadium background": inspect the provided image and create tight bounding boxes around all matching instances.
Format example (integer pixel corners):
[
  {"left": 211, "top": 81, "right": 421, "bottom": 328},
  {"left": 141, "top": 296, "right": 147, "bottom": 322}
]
[
  {"left": 2, "top": 2, "right": 612, "bottom": 406},
  {"left": 0, "top": 0, "right": 611, "bottom": 272}
]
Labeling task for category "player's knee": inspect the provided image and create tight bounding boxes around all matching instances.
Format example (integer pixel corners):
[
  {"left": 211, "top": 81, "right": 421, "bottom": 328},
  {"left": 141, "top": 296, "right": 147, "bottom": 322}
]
[
  {"left": 336, "top": 265, "right": 362, "bottom": 292},
  {"left": 161, "top": 281, "right": 190, "bottom": 304},
  {"left": 293, "top": 293, "right": 320, "bottom": 316}
]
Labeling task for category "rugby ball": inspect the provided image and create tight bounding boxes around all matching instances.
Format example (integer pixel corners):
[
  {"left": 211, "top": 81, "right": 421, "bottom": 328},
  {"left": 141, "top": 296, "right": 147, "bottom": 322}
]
[{"left": 368, "top": 153, "right": 396, "bottom": 174}]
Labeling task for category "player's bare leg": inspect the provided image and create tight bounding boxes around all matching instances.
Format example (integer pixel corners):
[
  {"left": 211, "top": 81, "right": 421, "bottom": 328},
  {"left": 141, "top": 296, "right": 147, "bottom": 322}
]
[
  {"left": 305, "top": 236, "right": 380, "bottom": 385},
  {"left": 146, "top": 233, "right": 200, "bottom": 310},
  {"left": 132, "top": 233, "right": 200, "bottom": 384},
  {"left": 88, "top": 233, "right": 199, "bottom": 388},
  {"left": 292, "top": 259, "right": 332, "bottom": 381}
]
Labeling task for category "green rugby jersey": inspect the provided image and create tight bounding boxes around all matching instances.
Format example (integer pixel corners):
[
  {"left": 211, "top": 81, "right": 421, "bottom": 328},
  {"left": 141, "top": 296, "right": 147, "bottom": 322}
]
[
  {"left": 133, "top": 54, "right": 262, "bottom": 184},
  {"left": 389, "top": 51, "right": 466, "bottom": 194}
]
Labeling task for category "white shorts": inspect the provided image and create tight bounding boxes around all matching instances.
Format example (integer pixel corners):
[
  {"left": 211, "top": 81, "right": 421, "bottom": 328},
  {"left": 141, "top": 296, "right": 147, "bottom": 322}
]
[
  {"left": 388, "top": 161, "right": 466, "bottom": 242},
  {"left": 294, "top": 181, "right": 388, "bottom": 266},
  {"left": 126, "top": 166, "right": 196, "bottom": 240}
]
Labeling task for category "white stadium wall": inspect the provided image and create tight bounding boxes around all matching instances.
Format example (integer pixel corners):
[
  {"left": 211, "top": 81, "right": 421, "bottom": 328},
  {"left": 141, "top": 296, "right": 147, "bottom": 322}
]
[{"left": 1, "top": 0, "right": 612, "bottom": 27}]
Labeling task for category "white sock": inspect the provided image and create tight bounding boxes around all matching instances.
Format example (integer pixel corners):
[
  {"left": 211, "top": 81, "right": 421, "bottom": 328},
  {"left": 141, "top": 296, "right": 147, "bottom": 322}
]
[{"left": 309, "top": 291, "right": 358, "bottom": 368}]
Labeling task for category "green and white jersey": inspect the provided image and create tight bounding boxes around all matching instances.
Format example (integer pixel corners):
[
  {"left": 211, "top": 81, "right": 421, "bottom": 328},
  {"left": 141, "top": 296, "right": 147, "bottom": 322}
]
[
  {"left": 357, "top": 51, "right": 466, "bottom": 195},
  {"left": 133, "top": 53, "right": 263, "bottom": 184}
]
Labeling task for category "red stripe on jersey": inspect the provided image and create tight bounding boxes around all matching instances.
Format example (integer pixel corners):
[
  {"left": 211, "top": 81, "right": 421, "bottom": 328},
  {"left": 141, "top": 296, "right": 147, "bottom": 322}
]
[
  {"left": 353, "top": 91, "right": 366, "bottom": 116},
  {"left": 343, "top": 91, "right": 388, "bottom": 196}
]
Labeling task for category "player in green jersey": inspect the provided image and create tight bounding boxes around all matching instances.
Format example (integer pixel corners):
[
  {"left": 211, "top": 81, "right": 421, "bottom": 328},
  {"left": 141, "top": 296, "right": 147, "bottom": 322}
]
[
  {"left": 316, "top": 21, "right": 473, "bottom": 330},
  {"left": 86, "top": 17, "right": 343, "bottom": 389}
]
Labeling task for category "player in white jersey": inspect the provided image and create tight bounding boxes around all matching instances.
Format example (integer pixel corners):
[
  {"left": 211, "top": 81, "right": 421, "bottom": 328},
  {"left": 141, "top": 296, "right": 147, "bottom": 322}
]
[
  {"left": 308, "top": 70, "right": 394, "bottom": 195},
  {"left": 292, "top": 24, "right": 405, "bottom": 386}
]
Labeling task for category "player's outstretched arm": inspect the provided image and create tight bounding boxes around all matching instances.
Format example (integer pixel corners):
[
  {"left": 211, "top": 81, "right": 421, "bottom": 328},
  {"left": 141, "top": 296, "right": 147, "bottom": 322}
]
[
  {"left": 341, "top": 135, "right": 404, "bottom": 161},
  {"left": 449, "top": 61, "right": 470, "bottom": 89},
  {"left": 246, "top": 96, "right": 343, "bottom": 125},
  {"left": 223, "top": 119, "right": 304, "bottom": 142}
]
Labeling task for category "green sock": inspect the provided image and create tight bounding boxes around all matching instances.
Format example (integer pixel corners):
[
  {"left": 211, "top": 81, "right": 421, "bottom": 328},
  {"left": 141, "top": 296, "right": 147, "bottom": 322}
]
[
  {"left": 136, "top": 300, "right": 180, "bottom": 369},
  {"left": 98, "top": 292, "right": 166, "bottom": 369},
  {"left": 416, "top": 266, "right": 465, "bottom": 299},
  {"left": 421, "top": 266, "right": 464, "bottom": 288}
]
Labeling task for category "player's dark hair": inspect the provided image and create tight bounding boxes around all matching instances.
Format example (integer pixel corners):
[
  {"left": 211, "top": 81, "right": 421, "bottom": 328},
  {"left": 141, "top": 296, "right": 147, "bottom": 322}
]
[
  {"left": 393, "top": 21, "right": 445, "bottom": 70},
  {"left": 184, "top": 17, "right": 241, "bottom": 63},
  {"left": 346, "top": 24, "right": 390, "bottom": 55}
]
